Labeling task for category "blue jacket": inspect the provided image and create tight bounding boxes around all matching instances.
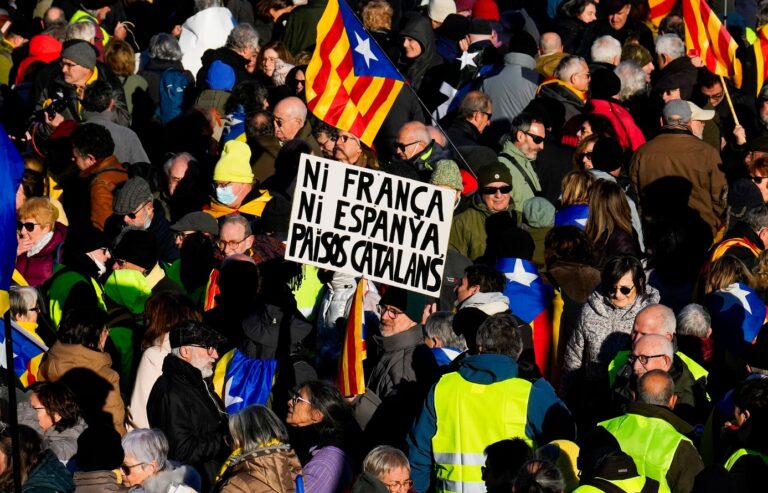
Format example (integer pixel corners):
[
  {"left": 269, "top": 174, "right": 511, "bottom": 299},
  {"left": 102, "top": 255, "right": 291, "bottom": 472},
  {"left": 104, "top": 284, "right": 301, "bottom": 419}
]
[{"left": 407, "top": 354, "right": 575, "bottom": 493}]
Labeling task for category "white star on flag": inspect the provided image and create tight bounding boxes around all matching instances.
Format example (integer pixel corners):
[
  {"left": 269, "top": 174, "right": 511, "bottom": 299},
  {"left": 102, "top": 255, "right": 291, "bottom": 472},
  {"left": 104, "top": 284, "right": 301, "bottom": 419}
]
[
  {"left": 458, "top": 50, "right": 479, "bottom": 70},
  {"left": 505, "top": 259, "right": 538, "bottom": 287},
  {"left": 354, "top": 32, "right": 378, "bottom": 68},
  {"left": 224, "top": 376, "right": 244, "bottom": 407},
  {"left": 724, "top": 283, "right": 753, "bottom": 314},
  {"left": 576, "top": 218, "right": 587, "bottom": 226}
]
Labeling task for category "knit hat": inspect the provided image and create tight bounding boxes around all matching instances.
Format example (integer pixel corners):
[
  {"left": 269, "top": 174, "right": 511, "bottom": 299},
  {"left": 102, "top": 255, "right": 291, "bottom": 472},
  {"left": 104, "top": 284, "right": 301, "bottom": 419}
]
[
  {"left": 113, "top": 177, "right": 153, "bottom": 215},
  {"left": 206, "top": 60, "right": 236, "bottom": 91},
  {"left": 472, "top": 0, "right": 499, "bottom": 21},
  {"left": 379, "top": 286, "right": 427, "bottom": 324},
  {"left": 213, "top": 140, "right": 254, "bottom": 183},
  {"left": 429, "top": 0, "right": 456, "bottom": 23},
  {"left": 437, "top": 14, "right": 470, "bottom": 41},
  {"left": 662, "top": 99, "right": 692, "bottom": 123},
  {"left": 430, "top": 159, "right": 464, "bottom": 192},
  {"left": 170, "top": 320, "right": 226, "bottom": 349},
  {"left": 508, "top": 31, "right": 538, "bottom": 59},
  {"left": 60, "top": 40, "right": 97, "bottom": 69},
  {"left": 468, "top": 19, "right": 492, "bottom": 36},
  {"left": 260, "top": 195, "right": 292, "bottom": 234},
  {"left": 476, "top": 161, "right": 512, "bottom": 188},
  {"left": 600, "top": 0, "right": 631, "bottom": 15},
  {"left": 171, "top": 211, "right": 219, "bottom": 236},
  {"left": 727, "top": 178, "right": 764, "bottom": 217},
  {"left": 455, "top": 0, "right": 476, "bottom": 13},
  {"left": 687, "top": 101, "right": 715, "bottom": 121},
  {"left": 522, "top": 197, "right": 555, "bottom": 228},
  {"left": 621, "top": 43, "right": 652, "bottom": 67},
  {"left": 591, "top": 138, "right": 625, "bottom": 172},
  {"left": 113, "top": 229, "right": 158, "bottom": 271},
  {"left": 589, "top": 68, "right": 622, "bottom": 100}
]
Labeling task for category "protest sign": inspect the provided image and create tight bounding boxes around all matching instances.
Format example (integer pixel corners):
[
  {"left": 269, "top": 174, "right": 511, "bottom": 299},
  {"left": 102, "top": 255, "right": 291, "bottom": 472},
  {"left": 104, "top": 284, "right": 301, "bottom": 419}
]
[{"left": 286, "top": 154, "right": 455, "bottom": 296}]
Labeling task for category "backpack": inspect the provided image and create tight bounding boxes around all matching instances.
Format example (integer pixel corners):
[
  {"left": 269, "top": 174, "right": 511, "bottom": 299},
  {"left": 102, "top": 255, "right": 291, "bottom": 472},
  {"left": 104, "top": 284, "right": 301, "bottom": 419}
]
[{"left": 155, "top": 68, "right": 190, "bottom": 124}]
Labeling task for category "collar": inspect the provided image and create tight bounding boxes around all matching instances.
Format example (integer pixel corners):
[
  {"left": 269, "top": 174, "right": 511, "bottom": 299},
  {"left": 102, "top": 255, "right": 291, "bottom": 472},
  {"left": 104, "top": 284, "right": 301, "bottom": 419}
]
[
  {"left": 145, "top": 263, "right": 166, "bottom": 288},
  {"left": 28, "top": 230, "right": 54, "bottom": 257},
  {"left": 206, "top": 189, "right": 272, "bottom": 218},
  {"left": 625, "top": 401, "right": 695, "bottom": 434},
  {"left": 374, "top": 325, "right": 423, "bottom": 352},
  {"left": 536, "top": 78, "right": 587, "bottom": 101}
]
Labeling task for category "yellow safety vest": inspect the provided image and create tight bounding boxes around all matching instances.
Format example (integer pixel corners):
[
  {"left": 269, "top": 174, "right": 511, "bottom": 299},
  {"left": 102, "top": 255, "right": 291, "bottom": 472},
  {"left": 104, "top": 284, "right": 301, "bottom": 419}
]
[
  {"left": 608, "top": 351, "right": 709, "bottom": 388},
  {"left": 724, "top": 448, "right": 768, "bottom": 470},
  {"left": 69, "top": 10, "right": 111, "bottom": 45},
  {"left": 573, "top": 474, "right": 665, "bottom": 492},
  {"left": 47, "top": 268, "right": 106, "bottom": 328},
  {"left": 599, "top": 414, "right": 691, "bottom": 491},
  {"left": 432, "top": 372, "right": 532, "bottom": 493}
]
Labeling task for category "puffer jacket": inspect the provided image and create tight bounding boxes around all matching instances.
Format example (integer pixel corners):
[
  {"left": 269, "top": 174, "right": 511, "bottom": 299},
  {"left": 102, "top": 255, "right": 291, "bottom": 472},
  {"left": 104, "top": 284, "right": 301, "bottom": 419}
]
[
  {"left": 17, "top": 449, "right": 75, "bottom": 493},
  {"left": 15, "top": 222, "right": 67, "bottom": 287},
  {"left": 214, "top": 446, "right": 303, "bottom": 493},
  {"left": 561, "top": 285, "right": 660, "bottom": 391},
  {"left": 74, "top": 470, "right": 126, "bottom": 492}
]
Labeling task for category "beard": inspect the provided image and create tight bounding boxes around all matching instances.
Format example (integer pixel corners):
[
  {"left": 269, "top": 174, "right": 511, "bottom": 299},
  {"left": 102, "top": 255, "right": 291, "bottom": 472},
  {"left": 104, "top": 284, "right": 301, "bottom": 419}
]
[{"left": 190, "top": 352, "right": 214, "bottom": 378}]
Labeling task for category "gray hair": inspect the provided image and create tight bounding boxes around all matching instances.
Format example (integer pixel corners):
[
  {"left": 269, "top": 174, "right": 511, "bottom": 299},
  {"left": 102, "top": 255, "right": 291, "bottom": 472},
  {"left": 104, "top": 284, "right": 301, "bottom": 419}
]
[
  {"left": 194, "top": 0, "right": 222, "bottom": 11},
  {"left": 122, "top": 429, "right": 171, "bottom": 472},
  {"left": 554, "top": 55, "right": 586, "bottom": 83},
  {"left": 615, "top": 60, "right": 648, "bottom": 100},
  {"left": 363, "top": 445, "right": 410, "bottom": 479},
  {"left": 677, "top": 304, "right": 711, "bottom": 338},
  {"left": 476, "top": 313, "right": 525, "bottom": 359},
  {"left": 163, "top": 152, "right": 195, "bottom": 176},
  {"left": 637, "top": 369, "right": 675, "bottom": 406},
  {"left": 220, "top": 214, "right": 253, "bottom": 237},
  {"left": 745, "top": 206, "right": 768, "bottom": 233},
  {"left": 590, "top": 36, "right": 621, "bottom": 65},
  {"left": 424, "top": 312, "right": 467, "bottom": 351},
  {"left": 226, "top": 23, "right": 260, "bottom": 55},
  {"left": 655, "top": 34, "right": 685, "bottom": 60},
  {"left": 9, "top": 286, "right": 38, "bottom": 319},
  {"left": 229, "top": 405, "right": 289, "bottom": 453},
  {"left": 65, "top": 21, "right": 96, "bottom": 42},
  {"left": 275, "top": 96, "right": 308, "bottom": 125},
  {"left": 457, "top": 91, "right": 492, "bottom": 121},
  {"left": 149, "top": 33, "right": 183, "bottom": 62}
]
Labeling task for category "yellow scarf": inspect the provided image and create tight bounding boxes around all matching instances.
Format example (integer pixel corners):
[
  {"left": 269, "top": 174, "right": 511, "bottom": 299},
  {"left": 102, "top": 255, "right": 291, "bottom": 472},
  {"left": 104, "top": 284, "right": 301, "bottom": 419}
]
[{"left": 205, "top": 190, "right": 272, "bottom": 218}]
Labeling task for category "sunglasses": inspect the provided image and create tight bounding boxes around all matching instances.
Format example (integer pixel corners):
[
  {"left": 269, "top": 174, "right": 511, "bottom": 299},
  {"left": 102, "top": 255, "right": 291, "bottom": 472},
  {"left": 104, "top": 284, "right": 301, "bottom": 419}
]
[
  {"left": 479, "top": 185, "right": 512, "bottom": 195},
  {"left": 337, "top": 134, "right": 359, "bottom": 144},
  {"left": 126, "top": 201, "right": 150, "bottom": 220},
  {"left": 120, "top": 462, "right": 145, "bottom": 476},
  {"left": 394, "top": 140, "right": 421, "bottom": 152},
  {"left": 16, "top": 221, "right": 39, "bottom": 232},
  {"left": 578, "top": 151, "right": 593, "bottom": 161},
  {"left": 751, "top": 175, "right": 767, "bottom": 184},
  {"left": 609, "top": 285, "right": 635, "bottom": 296},
  {"left": 525, "top": 131, "right": 545, "bottom": 145}
]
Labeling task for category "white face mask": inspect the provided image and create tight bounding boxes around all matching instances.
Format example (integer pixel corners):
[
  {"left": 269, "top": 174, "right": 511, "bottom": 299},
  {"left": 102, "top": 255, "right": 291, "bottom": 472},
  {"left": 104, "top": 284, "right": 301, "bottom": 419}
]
[
  {"left": 28, "top": 231, "right": 54, "bottom": 257},
  {"left": 86, "top": 252, "right": 107, "bottom": 276},
  {"left": 216, "top": 185, "right": 237, "bottom": 206}
]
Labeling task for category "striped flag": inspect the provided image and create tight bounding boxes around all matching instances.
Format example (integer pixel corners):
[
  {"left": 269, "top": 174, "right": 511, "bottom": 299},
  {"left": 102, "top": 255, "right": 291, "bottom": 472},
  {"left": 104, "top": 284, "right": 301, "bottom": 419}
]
[
  {"left": 753, "top": 25, "right": 768, "bottom": 97},
  {"left": 0, "top": 322, "right": 47, "bottom": 388},
  {"left": 338, "top": 278, "right": 367, "bottom": 397},
  {"left": 305, "top": 0, "right": 405, "bottom": 146},
  {"left": 683, "top": 0, "right": 742, "bottom": 86},
  {"left": 648, "top": 0, "right": 677, "bottom": 30}
]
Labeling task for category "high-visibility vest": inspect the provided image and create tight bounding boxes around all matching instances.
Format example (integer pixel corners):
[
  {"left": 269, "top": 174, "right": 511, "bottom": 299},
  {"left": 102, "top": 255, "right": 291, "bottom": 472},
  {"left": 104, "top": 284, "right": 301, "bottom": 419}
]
[
  {"left": 432, "top": 371, "right": 532, "bottom": 493},
  {"left": 573, "top": 475, "right": 664, "bottom": 493},
  {"left": 47, "top": 268, "right": 105, "bottom": 328},
  {"left": 69, "top": 10, "right": 110, "bottom": 45},
  {"left": 608, "top": 351, "right": 709, "bottom": 388},
  {"left": 599, "top": 414, "right": 692, "bottom": 491},
  {"left": 724, "top": 448, "right": 768, "bottom": 470}
]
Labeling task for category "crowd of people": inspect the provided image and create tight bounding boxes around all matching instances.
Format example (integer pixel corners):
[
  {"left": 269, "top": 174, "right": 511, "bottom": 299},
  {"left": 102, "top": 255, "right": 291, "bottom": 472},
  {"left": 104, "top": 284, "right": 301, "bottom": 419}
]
[{"left": 3, "top": 0, "right": 768, "bottom": 491}]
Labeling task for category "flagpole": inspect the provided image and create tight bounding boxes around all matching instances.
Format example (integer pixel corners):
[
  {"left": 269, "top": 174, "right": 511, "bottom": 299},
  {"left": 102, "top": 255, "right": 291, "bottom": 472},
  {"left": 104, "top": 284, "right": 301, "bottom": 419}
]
[
  {"left": 338, "top": 0, "right": 478, "bottom": 178},
  {"left": 3, "top": 309, "right": 22, "bottom": 492},
  {"left": 720, "top": 74, "right": 741, "bottom": 126}
]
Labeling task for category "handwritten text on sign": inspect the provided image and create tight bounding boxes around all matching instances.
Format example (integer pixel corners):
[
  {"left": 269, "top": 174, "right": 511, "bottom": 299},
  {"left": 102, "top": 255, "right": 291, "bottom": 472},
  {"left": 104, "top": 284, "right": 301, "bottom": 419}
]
[{"left": 286, "top": 154, "right": 454, "bottom": 296}]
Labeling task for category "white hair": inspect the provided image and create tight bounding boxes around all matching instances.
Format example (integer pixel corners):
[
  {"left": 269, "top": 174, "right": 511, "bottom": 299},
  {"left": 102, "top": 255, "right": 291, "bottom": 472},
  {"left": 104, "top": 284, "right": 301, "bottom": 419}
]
[
  {"left": 591, "top": 36, "right": 622, "bottom": 64},
  {"left": 615, "top": 60, "right": 648, "bottom": 100},
  {"left": 554, "top": 55, "right": 586, "bottom": 83},
  {"left": 677, "top": 304, "right": 711, "bottom": 338},
  {"left": 65, "top": 21, "right": 96, "bottom": 42},
  {"left": 194, "top": 0, "right": 222, "bottom": 11},
  {"left": 655, "top": 33, "right": 685, "bottom": 60}
]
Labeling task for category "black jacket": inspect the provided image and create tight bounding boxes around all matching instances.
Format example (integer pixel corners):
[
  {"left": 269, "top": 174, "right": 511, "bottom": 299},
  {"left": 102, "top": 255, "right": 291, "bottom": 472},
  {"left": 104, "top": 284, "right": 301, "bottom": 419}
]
[
  {"left": 147, "top": 355, "right": 229, "bottom": 491},
  {"left": 196, "top": 47, "right": 253, "bottom": 91},
  {"left": 446, "top": 119, "right": 481, "bottom": 147}
]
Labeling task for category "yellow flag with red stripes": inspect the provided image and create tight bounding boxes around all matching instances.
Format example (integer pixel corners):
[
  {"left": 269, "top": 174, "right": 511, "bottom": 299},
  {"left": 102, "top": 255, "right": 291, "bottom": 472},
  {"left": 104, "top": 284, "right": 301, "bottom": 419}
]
[{"left": 683, "top": 0, "right": 742, "bottom": 87}]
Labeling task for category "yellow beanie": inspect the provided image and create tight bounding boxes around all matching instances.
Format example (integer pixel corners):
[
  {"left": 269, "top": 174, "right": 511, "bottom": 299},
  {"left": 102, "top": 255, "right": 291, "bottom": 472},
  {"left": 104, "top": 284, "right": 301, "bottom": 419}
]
[{"left": 213, "top": 141, "right": 254, "bottom": 183}]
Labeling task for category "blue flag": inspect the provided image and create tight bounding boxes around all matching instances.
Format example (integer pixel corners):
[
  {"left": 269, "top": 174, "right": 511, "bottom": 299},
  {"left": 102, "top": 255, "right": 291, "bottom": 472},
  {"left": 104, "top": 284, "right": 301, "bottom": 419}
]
[
  {"left": 0, "top": 124, "right": 24, "bottom": 301},
  {"left": 708, "top": 282, "right": 767, "bottom": 358},
  {"left": 0, "top": 322, "right": 47, "bottom": 387},
  {"left": 214, "top": 349, "right": 278, "bottom": 413},
  {"left": 555, "top": 204, "right": 589, "bottom": 229}
]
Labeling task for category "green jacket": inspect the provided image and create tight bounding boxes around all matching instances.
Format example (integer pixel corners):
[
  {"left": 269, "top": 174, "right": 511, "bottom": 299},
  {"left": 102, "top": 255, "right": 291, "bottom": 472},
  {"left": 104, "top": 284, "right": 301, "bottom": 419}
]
[
  {"left": 498, "top": 139, "right": 541, "bottom": 213},
  {"left": 448, "top": 195, "right": 516, "bottom": 261},
  {"left": 0, "top": 39, "right": 13, "bottom": 86}
]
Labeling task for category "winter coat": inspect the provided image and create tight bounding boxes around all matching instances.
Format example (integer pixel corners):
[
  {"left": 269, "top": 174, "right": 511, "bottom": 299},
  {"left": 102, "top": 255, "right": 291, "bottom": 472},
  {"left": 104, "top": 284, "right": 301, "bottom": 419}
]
[
  {"left": 138, "top": 58, "right": 195, "bottom": 107},
  {"left": 82, "top": 110, "right": 150, "bottom": 164},
  {"left": 129, "top": 334, "right": 170, "bottom": 429},
  {"left": 128, "top": 465, "right": 199, "bottom": 493},
  {"left": 281, "top": 0, "right": 328, "bottom": 55},
  {"left": 303, "top": 445, "right": 353, "bottom": 493},
  {"left": 482, "top": 52, "right": 539, "bottom": 123},
  {"left": 18, "top": 400, "right": 87, "bottom": 462},
  {"left": 653, "top": 56, "right": 698, "bottom": 100},
  {"left": 179, "top": 7, "right": 235, "bottom": 76},
  {"left": 147, "top": 355, "right": 229, "bottom": 490},
  {"left": 118, "top": 74, "right": 149, "bottom": 116},
  {"left": 499, "top": 139, "right": 542, "bottom": 213},
  {"left": 78, "top": 155, "right": 129, "bottom": 231},
  {"left": 630, "top": 128, "right": 726, "bottom": 234},
  {"left": 449, "top": 195, "right": 518, "bottom": 261},
  {"left": 18, "top": 449, "right": 75, "bottom": 493},
  {"left": 214, "top": 447, "right": 303, "bottom": 493},
  {"left": 446, "top": 120, "right": 481, "bottom": 147},
  {"left": 38, "top": 342, "right": 126, "bottom": 436},
  {"left": 580, "top": 18, "right": 655, "bottom": 61},
  {"left": 74, "top": 470, "right": 127, "bottom": 493},
  {"left": 16, "top": 222, "right": 66, "bottom": 287},
  {"left": 398, "top": 15, "right": 444, "bottom": 91},
  {"left": 555, "top": 16, "right": 588, "bottom": 55},
  {"left": 197, "top": 47, "right": 253, "bottom": 91},
  {"left": 586, "top": 99, "right": 646, "bottom": 151},
  {"left": 536, "top": 79, "right": 586, "bottom": 124}
]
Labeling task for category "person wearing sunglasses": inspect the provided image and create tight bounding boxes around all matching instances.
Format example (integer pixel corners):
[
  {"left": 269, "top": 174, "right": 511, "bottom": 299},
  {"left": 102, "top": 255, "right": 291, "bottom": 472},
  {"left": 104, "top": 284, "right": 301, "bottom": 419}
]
[
  {"left": 498, "top": 113, "right": 545, "bottom": 214},
  {"left": 393, "top": 121, "right": 446, "bottom": 179},
  {"left": 445, "top": 91, "right": 493, "bottom": 147},
  {"left": 748, "top": 156, "right": 768, "bottom": 205},
  {"left": 120, "top": 428, "right": 200, "bottom": 490},
  {"left": 449, "top": 161, "right": 515, "bottom": 261},
  {"left": 15, "top": 197, "right": 67, "bottom": 287}
]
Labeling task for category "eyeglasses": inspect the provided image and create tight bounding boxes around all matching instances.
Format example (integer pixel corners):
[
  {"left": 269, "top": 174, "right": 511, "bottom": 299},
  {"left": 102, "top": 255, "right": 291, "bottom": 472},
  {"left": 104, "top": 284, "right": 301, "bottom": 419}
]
[
  {"left": 217, "top": 238, "right": 248, "bottom": 251},
  {"left": 481, "top": 111, "right": 492, "bottom": 119},
  {"left": 609, "top": 285, "right": 635, "bottom": 296},
  {"left": 126, "top": 201, "right": 150, "bottom": 220},
  {"left": 274, "top": 117, "right": 297, "bottom": 128},
  {"left": 316, "top": 134, "right": 337, "bottom": 146},
  {"left": 524, "top": 132, "right": 545, "bottom": 145},
  {"left": 377, "top": 304, "right": 404, "bottom": 318},
  {"left": 628, "top": 354, "right": 667, "bottom": 367},
  {"left": 384, "top": 479, "right": 413, "bottom": 492},
  {"left": 16, "top": 221, "right": 39, "bottom": 232},
  {"left": 706, "top": 91, "right": 724, "bottom": 102},
  {"left": 751, "top": 175, "right": 767, "bottom": 184},
  {"left": 479, "top": 185, "right": 512, "bottom": 195},
  {"left": 291, "top": 393, "right": 312, "bottom": 406},
  {"left": 28, "top": 307, "right": 41, "bottom": 313},
  {"left": 120, "top": 463, "right": 146, "bottom": 476},
  {"left": 337, "top": 134, "right": 359, "bottom": 144},
  {"left": 187, "top": 344, "right": 216, "bottom": 355},
  {"left": 115, "top": 258, "right": 128, "bottom": 268},
  {"left": 394, "top": 140, "right": 421, "bottom": 152}
]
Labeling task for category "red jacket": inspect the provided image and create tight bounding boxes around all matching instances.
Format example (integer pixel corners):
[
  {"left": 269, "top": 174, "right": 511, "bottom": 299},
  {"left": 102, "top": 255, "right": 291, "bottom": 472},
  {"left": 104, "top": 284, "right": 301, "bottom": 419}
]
[
  {"left": 15, "top": 222, "right": 67, "bottom": 287},
  {"left": 587, "top": 99, "right": 646, "bottom": 151}
]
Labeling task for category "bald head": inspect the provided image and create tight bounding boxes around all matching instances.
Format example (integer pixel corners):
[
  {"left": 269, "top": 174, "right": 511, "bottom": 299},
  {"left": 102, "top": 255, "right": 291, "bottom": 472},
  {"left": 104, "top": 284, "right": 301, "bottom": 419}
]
[
  {"left": 273, "top": 97, "right": 307, "bottom": 142},
  {"left": 395, "top": 121, "right": 432, "bottom": 160},
  {"left": 427, "top": 126, "right": 446, "bottom": 147},
  {"left": 631, "top": 334, "right": 674, "bottom": 377},
  {"left": 637, "top": 369, "right": 676, "bottom": 408},
  {"left": 632, "top": 304, "right": 676, "bottom": 343},
  {"left": 539, "top": 32, "right": 563, "bottom": 56}
]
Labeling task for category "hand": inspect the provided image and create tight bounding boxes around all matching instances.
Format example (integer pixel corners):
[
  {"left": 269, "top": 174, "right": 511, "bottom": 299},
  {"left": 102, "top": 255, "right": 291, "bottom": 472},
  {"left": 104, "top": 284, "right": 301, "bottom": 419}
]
[
  {"left": 458, "top": 36, "right": 470, "bottom": 53},
  {"left": 17, "top": 238, "right": 33, "bottom": 256},
  {"left": 690, "top": 55, "right": 704, "bottom": 67},
  {"left": 114, "top": 22, "right": 127, "bottom": 40},
  {"left": 421, "top": 302, "right": 437, "bottom": 326},
  {"left": 733, "top": 124, "right": 747, "bottom": 146},
  {"left": 45, "top": 112, "right": 64, "bottom": 129}
]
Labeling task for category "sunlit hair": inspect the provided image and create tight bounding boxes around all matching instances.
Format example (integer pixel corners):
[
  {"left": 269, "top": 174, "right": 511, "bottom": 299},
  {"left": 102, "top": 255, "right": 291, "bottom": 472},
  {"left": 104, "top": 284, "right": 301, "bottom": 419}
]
[
  {"left": 561, "top": 170, "right": 595, "bottom": 206},
  {"left": 363, "top": 445, "right": 410, "bottom": 480},
  {"left": 704, "top": 255, "right": 754, "bottom": 295},
  {"left": 362, "top": 0, "right": 393, "bottom": 31},
  {"left": 585, "top": 180, "right": 633, "bottom": 247},
  {"left": 18, "top": 196, "right": 58, "bottom": 229},
  {"left": 104, "top": 39, "right": 136, "bottom": 76},
  {"left": 572, "top": 134, "right": 598, "bottom": 170},
  {"left": 229, "top": 405, "right": 289, "bottom": 453},
  {"left": 142, "top": 292, "right": 202, "bottom": 349}
]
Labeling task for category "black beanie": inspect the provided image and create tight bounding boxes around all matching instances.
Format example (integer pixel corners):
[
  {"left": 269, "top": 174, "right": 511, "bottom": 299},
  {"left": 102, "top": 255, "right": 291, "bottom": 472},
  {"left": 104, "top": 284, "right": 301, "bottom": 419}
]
[
  {"left": 379, "top": 286, "right": 427, "bottom": 324},
  {"left": 591, "top": 138, "right": 624, "bottom": 172},
  {"left": 113, "top": 229, "right": 159, "bottom": 271},
  {"left": 589, "top": 68, "right": 622, "bottom": 100},
  {"left": 508, "top": 31, "right": 537, "bottom": 59}
]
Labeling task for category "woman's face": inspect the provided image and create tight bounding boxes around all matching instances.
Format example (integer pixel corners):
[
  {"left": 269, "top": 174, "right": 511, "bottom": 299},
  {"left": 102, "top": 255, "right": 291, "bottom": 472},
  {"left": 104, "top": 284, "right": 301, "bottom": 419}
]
[
  {"left": 121, "top": 453, "right": 155, "bottom": 487},
  {"left": 750, "top": 174, "right": 768, "bottom": 203},
  {"left": 578, "top": 3, "right": 597, "bottom": 23},
  {"left": 576, "top": 122, "right": 593, "bottom": 142},
  {"left": 262, "top": 48, "right": 279, "bottom": 77},
  {"left": 18, "top": 215, "right": 50, "bottom": 245},
  {"left": 30, "top": 393, "right": 58, "bottom": 431},
  {"left": 286, "top": 387, "right": 322, "bottom": 427},
  {"left": 580, "top": 141, "right": 595, "bottom": 170},
  {"left": 608, "top": 271, "right": 638, "bottom": 308},
  {"left": 379, "top": 467, "right": 412, "bottom": 493},
  {"left": 294, "top": 69, "right": 306, "bottom": 95}
]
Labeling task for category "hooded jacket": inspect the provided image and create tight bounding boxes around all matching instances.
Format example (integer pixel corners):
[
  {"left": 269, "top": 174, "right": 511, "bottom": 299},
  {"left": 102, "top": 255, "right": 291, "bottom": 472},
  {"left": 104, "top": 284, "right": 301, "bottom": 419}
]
[
  {"left": 398, "top": 15, "right": 444, "bottom": 91},
  {"left": 179, "top": 7, "right": 235, "bottom": 76}
]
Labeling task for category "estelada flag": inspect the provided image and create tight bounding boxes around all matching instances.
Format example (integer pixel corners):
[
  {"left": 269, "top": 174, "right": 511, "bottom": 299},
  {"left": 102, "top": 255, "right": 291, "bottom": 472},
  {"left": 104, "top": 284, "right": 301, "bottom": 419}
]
[
  {"left": 752, "top": 24, "right": 768, "bottom": 97},
  {"left": 648, "top": 0, "right": 676, "bottom": 30},
  {"left": 306, "top": 0, "right": 405, "bottom": 146},
  {"left": 338, "top": 277, "right": 367, "bottom": 397},
  {"left": 683, "top": 0, "right": 742, "bottom": 87}
]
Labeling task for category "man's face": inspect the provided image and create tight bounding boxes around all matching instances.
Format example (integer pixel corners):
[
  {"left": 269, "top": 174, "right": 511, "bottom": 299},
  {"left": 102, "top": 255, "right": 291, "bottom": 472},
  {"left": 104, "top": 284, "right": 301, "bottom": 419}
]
[
  {"left": 394, "top": 132, "right": 426, "bottom": 160},
  {"left": 759, "top": 100, "right": 768, "bottom": 128},
  {"left": 455, "top": 276, "right": 478, "bottom": 305},
  {"left": 662, "top": 88, "right": 681, "bottom": 103},
  {"left": 168, "top": 158, "right": 189, "bottom": 196},
  {"left": 515, "top": 122, "right": 545, "bottom": 160},
  {"left": 479, "top": 181, "right": 511, "bottom": 212},
  {"left": 218, "top": 222, "right": 253, "bottom": 256},
  {"left": 379, "top": 304, "right": 415, "bottom": 336},
  {"left": 185, "top": 345, "right": 218, "bottom": 378},
  {"left": 123, "top": 200, "right": 154, "bottom": 229},
  {"left": 72, "top": 148, "right": 95, "bottom": 171},
  {"left": 474, "top": 103, "right": 493, "bottom": 134},
  {"left": 402, "top": 36, "right": 422, "bottom": 59},
  {"left": 571, "top": 61, "right": 591, "bottom": 92},
  {"left": 334, "top": 132, "right": 362, "bottom": 164},
  {"left": 273, "top": 109, "right": 303, "bottom": 142},
  {"left": 631, "top": 343, "right": 671, "bottom": 377},
  {"left": 61, "top": 58, "right": 91, "bottom": 86},
  {"left": 316, "top": 131, "right": 337, "bottom": 158},
  {"left": 608, "top": 4, "right": 631, "bottom": 30},
  {"left": 701, "top": 83, "right": 725, "bottom": 108}
]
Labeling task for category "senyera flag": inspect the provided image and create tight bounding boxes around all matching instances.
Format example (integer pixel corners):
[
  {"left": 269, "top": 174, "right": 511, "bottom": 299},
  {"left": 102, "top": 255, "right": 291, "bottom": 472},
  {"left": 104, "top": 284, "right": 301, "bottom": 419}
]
[
  {"left": 306, "top": 0, "right": 405, "bottom": 147},
  {"left": 753, "top": 25, "right": 768, "bottom": 97},
  {"left": 683, "top": 0, "right": 742, "bottom": 87},
  {"left": 648, "top": 0, "right": 676, "bottom": 30},
  {"left": 338, "top": 277, "right": 367, "bottom": 397}
]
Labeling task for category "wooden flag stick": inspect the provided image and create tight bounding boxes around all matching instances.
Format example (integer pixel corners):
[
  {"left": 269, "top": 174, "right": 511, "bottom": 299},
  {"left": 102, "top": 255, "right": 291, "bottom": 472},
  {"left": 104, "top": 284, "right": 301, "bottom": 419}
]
[{"left": 720, "top": 75, "right": 740, "bottom": 127}]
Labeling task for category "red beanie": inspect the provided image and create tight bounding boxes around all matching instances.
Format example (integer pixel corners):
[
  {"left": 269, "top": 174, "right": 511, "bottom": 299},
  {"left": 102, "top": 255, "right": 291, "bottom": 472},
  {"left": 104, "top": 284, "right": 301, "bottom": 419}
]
[{"left": 472, "top": 0, "right": 499, "bottom": 21}]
